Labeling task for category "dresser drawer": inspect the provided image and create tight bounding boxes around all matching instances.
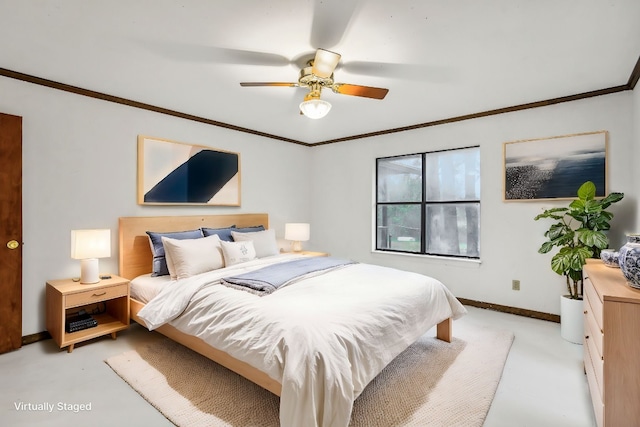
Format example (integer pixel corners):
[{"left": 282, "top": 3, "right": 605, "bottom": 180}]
[
  {"left": 584, "top": 297, "right": 603, "bottom": 357},
  {"left": 583, "top": 277, "right": 603, "bottom": 331},
  {"left": 584, "top": 343, "right": 604, "bottom": 427},
  {"left": 65, "top": 283, "right": 128, "bottom": 308},
  {"left": 585, "top": 321, "right": 604, "bottom": 400}
]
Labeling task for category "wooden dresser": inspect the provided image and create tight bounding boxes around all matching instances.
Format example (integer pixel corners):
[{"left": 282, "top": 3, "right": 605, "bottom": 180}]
[{"left": 583, "top": 259, "right": 640, "bottom": 427}]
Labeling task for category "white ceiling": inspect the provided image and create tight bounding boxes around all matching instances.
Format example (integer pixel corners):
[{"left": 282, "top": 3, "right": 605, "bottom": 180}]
[{"left": 1, "top": 0, "right": 639, "bottom": 144}]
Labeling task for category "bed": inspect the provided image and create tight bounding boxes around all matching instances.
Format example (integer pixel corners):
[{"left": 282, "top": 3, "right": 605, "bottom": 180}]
[{"left": 119, "top": 213, "right": 467, "bottom": 427}]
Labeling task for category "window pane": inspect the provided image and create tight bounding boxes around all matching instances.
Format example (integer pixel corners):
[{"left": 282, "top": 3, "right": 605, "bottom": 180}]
[
  {"left": 377, "top": 155, "right": 422, "bottom": 202},
  {"left": 376, "top": 204, "right": 421, "bottom": 252},
  {"left": 425, "top": 203, "right": 480, "bottom": 257},
  {"left": 425, "top": 148, "right": 480, "bottom": 201}
]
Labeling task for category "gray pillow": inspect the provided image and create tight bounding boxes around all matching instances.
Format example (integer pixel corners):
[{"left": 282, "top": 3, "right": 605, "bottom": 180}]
[{"left": 231, "top": 229, "right": 279, "bottom": 258}]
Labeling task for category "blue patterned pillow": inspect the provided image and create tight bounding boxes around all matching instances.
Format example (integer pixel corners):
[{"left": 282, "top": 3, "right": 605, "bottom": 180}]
[
  {"left": 201, "top": 226, "right": 236, "bottom": 241},
  {"left": 233, "top": 225, "right": 265, "bottom": 233},
  {"left": 146, "top": 229, "right": 203, "bottom": 276}
]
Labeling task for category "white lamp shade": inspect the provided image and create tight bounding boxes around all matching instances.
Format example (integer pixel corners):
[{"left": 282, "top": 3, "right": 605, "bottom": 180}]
[
  {"left": 71, "top": 229, "right": 111, "bottom": 259},
  {"left": 285, "top": 223, "right": 310, "bottom": 241},
  {"left": 299, "top": 99, "right": 331, "bottom": 119},
  {"left": 313, "top": 49, "right": 341, "bottom": 78}
]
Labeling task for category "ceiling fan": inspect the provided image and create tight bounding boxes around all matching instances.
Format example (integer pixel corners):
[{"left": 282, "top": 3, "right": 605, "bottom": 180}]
[{"left": 240, "top": 48, "right": 389, "bottom": 119}]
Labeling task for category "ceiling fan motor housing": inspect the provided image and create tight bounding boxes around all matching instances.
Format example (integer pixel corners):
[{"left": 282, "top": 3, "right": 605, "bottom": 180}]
[{"left": 299, "top": 66, "right": 334, "bottom": 89}]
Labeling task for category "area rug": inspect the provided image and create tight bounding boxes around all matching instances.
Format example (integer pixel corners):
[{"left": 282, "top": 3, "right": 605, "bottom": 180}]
[{"left": 105, "top": 320, "right": 514, "bottom": 426}]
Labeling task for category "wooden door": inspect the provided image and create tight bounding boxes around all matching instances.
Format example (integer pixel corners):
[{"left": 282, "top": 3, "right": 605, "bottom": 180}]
[{"left": 0, "top": 112, "right": 22, "bottom": 353}]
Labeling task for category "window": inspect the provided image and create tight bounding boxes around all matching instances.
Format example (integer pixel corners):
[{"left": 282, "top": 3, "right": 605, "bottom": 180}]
[{"left": 376, "top": 146, "right": 480, "bottom": 258}]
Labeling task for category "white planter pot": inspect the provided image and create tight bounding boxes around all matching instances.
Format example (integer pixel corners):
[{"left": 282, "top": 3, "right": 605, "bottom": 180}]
[{"left": 560, "top": 295, "right": 584, "bottom": 344}]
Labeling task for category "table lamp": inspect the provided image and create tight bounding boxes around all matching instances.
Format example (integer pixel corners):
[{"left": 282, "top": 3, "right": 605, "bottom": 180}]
[
  {"left": 71, "top": 229, "right": 111, "bottom": 284},
  {"left": 284, "top": 223, "right": 310, "bottom": 252}
]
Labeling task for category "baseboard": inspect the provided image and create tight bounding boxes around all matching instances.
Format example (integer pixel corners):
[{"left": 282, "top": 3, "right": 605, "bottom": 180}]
[
  {"left": 459, "top": 298, "right": 560, "bottom": 323},
  {"left": 22, "top": 331, "right": 51, "bottom": 346},
  {"left": 21, "top": 299, "right": 559, "bottom": 345}
]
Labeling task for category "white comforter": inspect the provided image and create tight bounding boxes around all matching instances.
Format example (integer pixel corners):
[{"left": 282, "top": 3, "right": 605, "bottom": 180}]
[{"left": 138, "top": 254, "right": 467, "bottom": 427}]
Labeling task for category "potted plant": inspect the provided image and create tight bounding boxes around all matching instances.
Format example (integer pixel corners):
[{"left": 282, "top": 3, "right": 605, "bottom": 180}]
[{"left": 534, "top": 181, "right": 624, "bottom": 343}]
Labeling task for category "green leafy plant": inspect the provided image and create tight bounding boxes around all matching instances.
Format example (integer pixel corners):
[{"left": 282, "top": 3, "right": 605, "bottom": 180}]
[{"left": 534, "top": 181, "right": 624, "bottom": 299}]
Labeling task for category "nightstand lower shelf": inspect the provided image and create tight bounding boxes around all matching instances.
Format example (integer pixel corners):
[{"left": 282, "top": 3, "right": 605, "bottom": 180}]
[{"left": 62, "top": 313, "right": 129, "bottom": 352}]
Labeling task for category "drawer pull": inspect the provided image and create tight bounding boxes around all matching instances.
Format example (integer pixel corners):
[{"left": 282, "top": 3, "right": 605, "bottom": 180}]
[
  {"left": 92, "top": 292, "right": 107, "bottom": 297},
  {"left": 585, "top": 335, "right": 589, "bottom": 339},
  {"left": 584, "top": 310, "right": 588, "bottom": 314}
]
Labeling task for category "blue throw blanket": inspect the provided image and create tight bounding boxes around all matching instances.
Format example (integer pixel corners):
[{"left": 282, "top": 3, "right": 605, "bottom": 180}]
[{"left": 221, "top": 257, "right": 356, "bottom": 295}]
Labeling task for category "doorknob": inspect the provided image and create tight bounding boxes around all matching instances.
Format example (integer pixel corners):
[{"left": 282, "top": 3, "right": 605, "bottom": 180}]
[{"left": 7, "top": 240, "right": 19, "bottom": 249}]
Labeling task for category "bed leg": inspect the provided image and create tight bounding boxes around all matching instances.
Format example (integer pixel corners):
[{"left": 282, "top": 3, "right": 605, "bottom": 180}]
[{"left": 436, "top": 318, "right": 452, "bottom": 342}]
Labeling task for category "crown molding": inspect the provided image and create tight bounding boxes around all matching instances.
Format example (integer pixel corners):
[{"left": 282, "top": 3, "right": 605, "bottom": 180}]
[{"left": 1, "top": 61, "right": 637, "bottom": 148}]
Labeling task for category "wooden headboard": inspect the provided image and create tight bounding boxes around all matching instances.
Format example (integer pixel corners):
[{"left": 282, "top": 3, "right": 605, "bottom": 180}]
[{"left": 118, "top": 213, "right": 269, "bottom": 280}]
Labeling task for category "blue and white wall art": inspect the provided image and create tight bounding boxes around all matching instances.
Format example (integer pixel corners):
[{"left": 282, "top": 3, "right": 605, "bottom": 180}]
[
  {"left": 503, "top": 131, "right": 607, "bottom": 201},
  {"left": 138, "top": 135, "right": 241, "bottom": 205}
]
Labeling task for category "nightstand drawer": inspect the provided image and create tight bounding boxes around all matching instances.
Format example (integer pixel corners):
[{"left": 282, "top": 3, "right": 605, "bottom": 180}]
[{"left": 65, "top": 284, "right": 128, "bottom": 308}]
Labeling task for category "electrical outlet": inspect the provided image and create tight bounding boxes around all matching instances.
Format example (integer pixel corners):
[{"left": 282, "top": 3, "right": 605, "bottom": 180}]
[{"left": 512, "top": 279, "right": 520, "bottom": 291}]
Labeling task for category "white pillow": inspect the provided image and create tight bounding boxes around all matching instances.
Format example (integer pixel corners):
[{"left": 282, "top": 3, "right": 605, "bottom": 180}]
[
  {"left": 220, "top": 240, "right": 257, "bottom": 266},
  {"left": 162, "top": 234, "right": 224, "bottom": 280},
  {"left": 230, "top": 228, "right": 279, "bottom": 258}
]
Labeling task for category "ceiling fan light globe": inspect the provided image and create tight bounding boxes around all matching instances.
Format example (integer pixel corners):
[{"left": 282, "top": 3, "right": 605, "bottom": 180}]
[{"left": 299, "top": 99, "right": 332, "bottom": 119}]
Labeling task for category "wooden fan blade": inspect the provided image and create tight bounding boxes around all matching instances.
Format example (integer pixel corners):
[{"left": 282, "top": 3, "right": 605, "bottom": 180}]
[
  {"left": 312, "top": 49, "right": 341, "bottom": 78},
  {"left": 332, "top": 83, "right": 389, "bottom": 99},
  {"left": 240, "top": 82, "right": 299, "bottom": 87}
]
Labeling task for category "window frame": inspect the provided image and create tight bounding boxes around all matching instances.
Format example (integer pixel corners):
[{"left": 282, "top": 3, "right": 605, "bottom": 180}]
[{"left": 375, "top": 145, "right": 480, "bottom": 259}]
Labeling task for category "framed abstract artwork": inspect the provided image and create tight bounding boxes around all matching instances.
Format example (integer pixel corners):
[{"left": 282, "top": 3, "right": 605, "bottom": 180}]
[
  {"left": 503, "top": 131, "right": 607, "bottom": 201},
  {"left": 137, "top": 135, "right": 241, "bottom": 206}
]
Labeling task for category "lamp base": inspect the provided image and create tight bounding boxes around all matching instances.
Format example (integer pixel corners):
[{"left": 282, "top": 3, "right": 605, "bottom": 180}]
[
  {"left": 80, "top": 258, "right": 100, "bottom": 284},
  {"left": 291, "top": 241, "right": 303, "bottom": 252}
]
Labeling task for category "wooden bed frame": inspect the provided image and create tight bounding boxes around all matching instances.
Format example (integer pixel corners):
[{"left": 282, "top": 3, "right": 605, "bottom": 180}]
[{"left": 119, "top": 213, "right": 452, "bottom": 397}]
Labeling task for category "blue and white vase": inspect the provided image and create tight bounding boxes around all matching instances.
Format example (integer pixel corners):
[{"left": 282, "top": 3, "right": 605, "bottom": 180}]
[
  {"left": 619, "top": 234, "right": 640, "bottom": 289},
  {"left": 600, "top": 249, "right": 620, "bottom": 268}
]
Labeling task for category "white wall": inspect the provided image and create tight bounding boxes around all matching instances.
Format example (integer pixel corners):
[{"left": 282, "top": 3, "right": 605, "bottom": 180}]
[
  {"left": 634, "top": 85, "right": 640, "bottom": 231},
  {"left": 310, "top": 91, "right": 636, "bottom": 316},
  {"left": 0, "top": 77, "right": 313, "bottom": 335}
]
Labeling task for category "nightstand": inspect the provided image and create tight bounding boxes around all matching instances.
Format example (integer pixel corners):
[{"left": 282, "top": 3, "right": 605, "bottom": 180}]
[
  {"left": 297, "top": 251, "right": 329, "bottom": 257},
  {"left": 46, "top": 275, "right": 130, "bottom": 353},
  {"left": 284, "top": 251, "right": 329, "bottom": 257}
]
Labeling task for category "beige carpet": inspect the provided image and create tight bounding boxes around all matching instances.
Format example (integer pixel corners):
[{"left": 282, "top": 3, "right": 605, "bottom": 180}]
[{"left": 106, "top": 320, "right": 514, "bottom": 426}]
